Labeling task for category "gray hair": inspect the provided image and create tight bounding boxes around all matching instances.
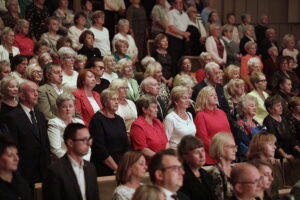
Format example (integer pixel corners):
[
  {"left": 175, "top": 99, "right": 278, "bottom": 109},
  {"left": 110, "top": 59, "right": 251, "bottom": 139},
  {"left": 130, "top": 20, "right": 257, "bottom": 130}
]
[
  {"left": 240, "top": 94, "right": 257, "bottom": 111},
  {"left": 57, "top": 47, "right": 77, "bottom": 59},
  {"left": 56, "top": 93, "right": 75, "bottom": 108},
  {"left": 116, "top": 58, "right": 132, "bottom": 75},
  {"left": 204, "top": 62, "right": 220, "bottom": 74},
  {"left": 117, "top": 19, "right": 129, "bottom": 29},
  {"left": 44, "top": 62, "right": 61, "bottom": 75},
  {"left": 140, "top": 77, "right": 156, "bottom": 92}
]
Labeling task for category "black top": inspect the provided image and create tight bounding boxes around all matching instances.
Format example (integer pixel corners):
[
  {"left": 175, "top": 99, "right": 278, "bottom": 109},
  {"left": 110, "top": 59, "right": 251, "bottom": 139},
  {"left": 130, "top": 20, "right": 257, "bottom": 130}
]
[
  {"left": 185, "top": 25, "right": 204, "bottom": 56},
  {"left": 89, "top": 111, "right": 129, "bottom": 176},
  {"left": 263, "top": 115, "right": 298, "bottom": 157},
  {"left": 179, "top": 162, "right": 215, "bottom": 200},
  {"left": 0, "top": 173, "right": 32, "bottom": 200},
  {"left": 93, "top": 78, "right": 110, "bottom": 94},
  {"left": 290, "top": 115, "right": 300, "bottom": 143},
  {"left": 0, "top": 102, "right": 17, "bottom": 117},
  {"left": 153, "top": 50, "right": 173, "bottom": 79},
  {"left": 255, "top": 24, "right": 268, "bottom": 45},
  {"left": 78, "top": 45, "right": 102, "bottom": 61}
]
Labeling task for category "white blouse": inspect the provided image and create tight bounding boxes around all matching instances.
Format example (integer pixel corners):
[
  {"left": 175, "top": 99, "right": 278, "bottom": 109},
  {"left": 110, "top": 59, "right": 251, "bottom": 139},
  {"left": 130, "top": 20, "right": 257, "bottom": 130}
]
[
  {"left": 116, "top": 99, "right": 137, "bottom": 133},
  {"left": 88, "top": 96, "right": 101, "bottom": 113},
  {"left": 163, "top": 111, "right": 196, "bottom": 149}
]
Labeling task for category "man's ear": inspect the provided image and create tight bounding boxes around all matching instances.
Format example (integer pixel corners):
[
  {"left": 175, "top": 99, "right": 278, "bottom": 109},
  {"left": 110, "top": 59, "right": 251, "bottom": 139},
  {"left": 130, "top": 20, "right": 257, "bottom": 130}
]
[
  {"left": 66, "top": 139, "right": 74, "bottom": 149},
  {"left": 155, "top": 170, "right": 163, "bottom": 182},
  {"left": 235, "top": 183, "right": 243, "bottom": 194}
]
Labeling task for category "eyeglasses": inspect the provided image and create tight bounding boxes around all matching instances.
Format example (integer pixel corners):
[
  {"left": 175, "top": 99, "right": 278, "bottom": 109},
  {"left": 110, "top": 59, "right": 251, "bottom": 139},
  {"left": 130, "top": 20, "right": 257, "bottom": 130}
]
[
  {"left": 161, "top": 165, "right": 184, "bottom": 173},
  {"left": 238, "top": 176, "right": 263, "bottom": 185},
  {"left": 72, "top": 137, "right": 93, "bottom": 143}
]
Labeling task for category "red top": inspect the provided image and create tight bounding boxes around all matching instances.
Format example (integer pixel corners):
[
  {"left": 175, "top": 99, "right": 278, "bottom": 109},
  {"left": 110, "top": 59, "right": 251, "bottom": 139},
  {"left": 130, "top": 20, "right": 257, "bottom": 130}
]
[
  {"left": 72, "top": 89, "right": 102, "bottom": 126},
  {"left": 13, "top": 34, "right": 34, "bottom": 56},
  {"left": 194, "top": 109, "right": 231, "bottom": 164},
  {"left": 130, "top": 116, "right": 168, "bottom": 153},
  {"left": 215, "top": 38, "right": 224, "bottom": 59},
  {"left": 195, "top": 68, "right": 205, "bottom": 83}
]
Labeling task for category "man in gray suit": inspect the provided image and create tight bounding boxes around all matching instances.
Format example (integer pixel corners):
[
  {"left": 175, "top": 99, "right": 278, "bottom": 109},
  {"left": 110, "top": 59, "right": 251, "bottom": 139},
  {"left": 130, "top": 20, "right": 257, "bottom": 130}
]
[
  {"left": 37, "top": 62, "right": 63, "bottom": 120},
  {"left": 42, "top": 123, "right": 99, "bottom": 200}
]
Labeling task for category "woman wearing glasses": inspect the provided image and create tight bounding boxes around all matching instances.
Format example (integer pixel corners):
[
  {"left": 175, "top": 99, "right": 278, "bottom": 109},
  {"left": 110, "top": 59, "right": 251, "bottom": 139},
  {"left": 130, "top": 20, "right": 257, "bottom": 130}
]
[
  {"left": 47, "top": 93, "right": 89, "bottom": 160},
  {"left": 209, "top": 132, "right": 237, "bottom": 200},
  {"left": 177, "top": 135, "right": 216, "bottom": 200},
  {"left": 72, "top": 69, "right": 102, "bottom": 126},
  {"left": 24, "top": 64, "right": 44, "bottom": 86}
]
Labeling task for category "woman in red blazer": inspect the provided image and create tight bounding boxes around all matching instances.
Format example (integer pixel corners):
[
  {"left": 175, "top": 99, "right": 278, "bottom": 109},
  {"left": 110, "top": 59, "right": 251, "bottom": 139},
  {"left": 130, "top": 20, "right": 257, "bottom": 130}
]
[{"left": 72, "top": 69, "right": 102, "bottom": 126}]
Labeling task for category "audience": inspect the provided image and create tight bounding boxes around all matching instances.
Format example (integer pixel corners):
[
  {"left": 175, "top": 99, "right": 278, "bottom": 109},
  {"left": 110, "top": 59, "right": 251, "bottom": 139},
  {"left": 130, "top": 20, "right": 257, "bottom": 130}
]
[
  {"left": 112, "top": 151, "right": 147, "bottom": 200},
  {"left": 77, "top": 30, "right": 102, "bottom": 61},
  {"left": 89, "top": 89, "right": 129, "bottom": 176},
  {"left": 282, "top": 34, "right": 299, "bottom": 64},
  {"left": 113, "top": 39, "right": 131, "bottom": 62},
  {"left": 0, "top": 27, "right": 20, "bottom": 63},
  {"left": 130, "top": 95, "right": 167, "bottom": 159},
  {"left": 53, "top": 0, "right": 74, "bottom": 35},
  {"left": 239, "top": 25, "right": 256, "bottom": 56},
  {"left": 0, "top": 60, "right": 11, "bottom": 80},
  {"left": 68, "top": 12, "right": 87, "bottom": 51},
  {"left": 73, "top": 69, "right": 102, "bottom": 126},
  {"left": 13, "top": 19, "right": 34, "bottom": 57},
  {"left": 240, "top": 41, "right": 263, "bottom": 77},
  {"left": 177, "top": 135, "right": 216, "bottom": 200},
  {"left": 40, "top": 17, "right": 61, "bottom": 55},
  {"left": 0, "top": 76, "right": 18, "bottom": 116},
  {"left": 10, "top": 54, "right": 27, "bottom": 84},
  {"left": 209, "top": 132, "right": 236, "bottom": 200},
  {"left": 259, "top": 28, "right": 278, "bottom": 60},
  {"left": 0, "top": 134, "right": 32, "bottom": 200},
  {"left": 255, "top": 15, "right": 269, "bottom": 45},
  {"left": 263, "top": 46, "right": 280, "bottom": 90},
  {"left": 224, "top": 13, "right": 240, "bottom": 45},
  {"left": 132, "top": 184, "right": 166, "bottom": 200},
  {"left": 150, "top": 0, "right": 170, "bottom": 38},
  {"left": 2, "top": 0, "right": 20, "bottom": 29},
  {"left": 102, "top": 55, "right": 118, "bottom": 83},
  {"left": 176, "top": 57, "right": 197, "bottom": 84},
  {"left": 194, "top": 86, "right": 231, "bottom": 165},
  {"left": 42, "top": 123, "right": 99, "bottom": 200}
]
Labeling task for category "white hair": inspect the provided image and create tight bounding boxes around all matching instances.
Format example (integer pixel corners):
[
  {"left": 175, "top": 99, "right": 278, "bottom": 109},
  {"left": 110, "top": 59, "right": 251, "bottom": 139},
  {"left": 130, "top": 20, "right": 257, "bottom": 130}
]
[
  {"left": 205, "top": 62, "right": 220, "bottom": 74},
  {"left": 247, "top": 57, "right": 261, "bottom": 67},
  {"left": 57, "top": 47, "right": 77, "bottom": 59}
]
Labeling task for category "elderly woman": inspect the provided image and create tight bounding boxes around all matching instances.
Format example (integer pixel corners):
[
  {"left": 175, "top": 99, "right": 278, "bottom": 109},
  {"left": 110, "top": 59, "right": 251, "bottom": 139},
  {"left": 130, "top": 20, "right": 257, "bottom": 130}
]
[
  {"left": 78, "top": 30, "right": 102, "bottom": 61},
  {"left": 164, "top": 86, "right": 196, "bottom": 149},
  {"left": 68, "top": 12, "right": 87, "bottom": 51},
  {"left": 144, "top": 61, "right": 170, "bottom": 108},
  {"left": 58, "top": 47, "right": 78, "bottom": 93},
  {"left": 102, "top": 55, "right": 118, "bottom": 83},
  {"left": 0, "top": 61, "right": 11, "bottom": 80},
  {"left": 263, "top": 95, "right": 300, "bottom": 160},
  {"left": 72, "top": 69, "right": 102, "bottom": 126},
  {"left": 113, "top": 39, "right": 131, "bottom": 63},
  {"left": 240, "top": 41, "right": 263, "bottom": 76},
  {"left": 109, "top": 78, "right": 137, "bottom": 134},
  {"left": 223, "top": 64, "right": 240, "bottom": 85},
  {"left": 232, "top": 94, "right": 264, "bottom": 161},
  {"left": 195, "top": 52, "right": 214, "bottom": 83},
  {"left": 0, "top": 76, "right": 18, "bottom": 115},
  {"left": 25, "top": 0, "right": 49, "bottom": 41},
  {"left": 13, "top": 19, "right": 34, "bottom": 56},
  {"left": 205, "top": 24, "right": 227, "bottom": 67},
  {"left": 0, "top": 134, "right": 32, "bottom": 200},
  {"left": 178, "top": 135, "right": 216, "bottom": 200},
  {"left": 263, "top": 46, "right": 280, "bottom": 90},
  {"left": 241, "top": 57, "right": 262, "bottom": 92},
  {"left": 152, "top": 33, "right": 173, "bottom": 84},
  {"left": 56, "top": 36, "right": 72, "bottom": 51},
  {"left": 289, "top": 97, "right": 300, "bottom": 142},
  {"left": 130, "top": 95, "right": 168, "bottom": 159},
  {"left": 24, "top": 64, "right": 43, "bottom": 85},
  {"left": 117, "top": 58, "right": 139, "bottom": 102},
  {"left": 0, "top": 27, "right": 20, "bottom": 63},
  {"left": 185, "top": 6, "right": 206, "bottom": 56},
  {"left": 74, "top": 54, "right": 87, "bottom": 72},
  {"left": 53, "top": 0, "right": 74, "bottom": 35},
  {"left": 282, "top": 34, "right": 298, "bottom": 63},
  {"left": 221, "top": 24, "right": 241, "bottom": 66},
  {"left": 10, "top": 55, "right": 28, "bottom": 84},
  {"left": 47, "top": 93, "right": 88, "bottom": 159},
  {"left": 150, "top": 0, "right": 170, "bottom": 37},
  {"left": 38, "top": 53, "right": 53, "bottom": 70},
  {"left": 89, "top": 89, "right": 129, "bottom": 176},
  {"left": 112, "top": 19, "right": 138, "bottom": 64},
  {"left": 89, "top": 11, "right": 111, "bottom": 56},
  {"left": 112, "top": 151, "right": 147, "bottom": 200},
  {"left": 194, "top": 86, "right": 231, "bottom": 165},
  {"left": 225, "top": 78, "right": 245, "bottom": 120},
  {"left": 209, "top": 132, "right": 236, "bottom": 200},
  {"left": 40, "top": 16, "right": 61, "bottom": 55},
  {"left": 248, "top": 71, "right": 269, "bottom": 124},
  {"left": 272, "top": 56, "right": 298, "bottom": 95},
  {"left": 2, "top": 0, "right": 20, "bottom": 28}
]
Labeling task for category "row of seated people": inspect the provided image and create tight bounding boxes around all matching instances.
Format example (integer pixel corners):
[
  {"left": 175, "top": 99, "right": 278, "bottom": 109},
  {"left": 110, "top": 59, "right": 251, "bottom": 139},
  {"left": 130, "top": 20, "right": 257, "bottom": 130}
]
[{"left": 1, "top": 126, "right": 297, "bottom": 200}]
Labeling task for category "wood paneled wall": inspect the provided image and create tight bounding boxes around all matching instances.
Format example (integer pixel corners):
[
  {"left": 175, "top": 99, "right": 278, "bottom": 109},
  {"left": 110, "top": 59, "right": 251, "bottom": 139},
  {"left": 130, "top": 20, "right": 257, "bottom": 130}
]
[{"left": 213, "top": 0, "right": 300, "bottom": 49}]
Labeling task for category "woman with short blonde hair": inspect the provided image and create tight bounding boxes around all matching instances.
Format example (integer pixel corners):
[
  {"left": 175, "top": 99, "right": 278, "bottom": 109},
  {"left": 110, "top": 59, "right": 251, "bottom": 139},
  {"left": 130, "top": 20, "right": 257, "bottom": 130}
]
[
  {"left": 194, "top": 86, "right": 231, "bottom": 164},
  {"left": 24, "top": 64, "right": 43, "bottom": 85},
  {"left": 0, "top": 27, "right": 20, "bottom": 63},
  {"left": 0, "top": 76, "right": 18, "bottom": 115},
  {"left": 102, "top": 55, "right": 118, "bottom": 83}
]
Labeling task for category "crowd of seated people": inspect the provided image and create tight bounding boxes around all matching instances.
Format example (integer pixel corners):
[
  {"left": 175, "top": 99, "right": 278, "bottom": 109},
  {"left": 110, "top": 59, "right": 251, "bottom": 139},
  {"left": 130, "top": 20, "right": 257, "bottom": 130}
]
[{"left": 1, "top": 0, "right": 300, "bottom": 199}]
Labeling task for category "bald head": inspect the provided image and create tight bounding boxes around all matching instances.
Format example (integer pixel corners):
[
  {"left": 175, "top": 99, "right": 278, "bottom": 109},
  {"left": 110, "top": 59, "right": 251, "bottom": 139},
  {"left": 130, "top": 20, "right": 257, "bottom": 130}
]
[{"left": 19, "top": 81, "right": 39, "bottom": 109}]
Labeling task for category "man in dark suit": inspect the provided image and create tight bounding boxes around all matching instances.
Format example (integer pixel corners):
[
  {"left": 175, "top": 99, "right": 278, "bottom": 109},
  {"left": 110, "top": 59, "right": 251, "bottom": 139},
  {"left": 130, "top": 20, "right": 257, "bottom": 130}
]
[
  {"left": 258, "top": 28, "right": 278, "bottom": 61},
  {"left": 4, "top": 81, "right": 51, "bottom": 186},
  {"left": 192, "top": 62, "right": 229, "bottom": 115},
  {"left": 140, "top": 77, "right": 167, "bottom": 121},
  {"left": 230, "top": 163, "right": 262, "bottom": 200},
  {"left": 42, "top": 123, "right": 99, "bottom": 200},
  {"left": 149, "top": 149, "right": 190, "bottom": 200}
]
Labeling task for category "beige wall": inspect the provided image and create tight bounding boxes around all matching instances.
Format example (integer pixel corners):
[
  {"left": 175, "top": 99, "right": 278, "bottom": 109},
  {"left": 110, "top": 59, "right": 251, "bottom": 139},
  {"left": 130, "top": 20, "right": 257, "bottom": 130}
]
[{"left": 214, "top": 0, "right": 300, "bottom": 49}]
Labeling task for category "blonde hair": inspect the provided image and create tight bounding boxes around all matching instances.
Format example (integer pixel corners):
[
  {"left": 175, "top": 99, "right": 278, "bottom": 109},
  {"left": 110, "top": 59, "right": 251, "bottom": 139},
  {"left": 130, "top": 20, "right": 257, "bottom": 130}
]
[
  {"left": 1, "top": 27, "right": 14, "bottom": 43},
  {"left": 244, "top": 41, "right": 257, "bottom": 52},
  {"left": 144, "top": 62, "right": 162, "bottom": 78},
  {"left": 109, "top": 78, "right": 127, "bottom": 90},
  {"left": 115, "top": 39, "right": 129, "bottom": 51},
  {"left": 173, "top": 74, "right": 195, "bottom": 87},
  {"left": 24, "top": 64, "right": 42, "bottom": 80},
  {"left": 100, "top": 89, "right": 119, "bottom": 108},
  {"left": 103, "top": 55, "right": 115, "bottom": 68},
  {"left": 226, "top": 79, "right": 245, "bottom": 98},
  {"left": 210, "top": 132, "right": 234, "bottom": 159},
  {"left": 116, "top": 58, "right": 132, "bottom": 76},
  {"left": 223, "top": 64, "right": 240, "bottom": 84},
  {"left": 170, "top": 86, "right": 189, "bottom": 104},
  {"left": 194, "top": 86, "right": 215, "bottom": 111},
  {"left": 282, "top": 34, "right": 295, "bottom": 48},
  {"left": 0, "top": 76, "right": 18, "bottom": 96},
  {"left": 75, "top": 54, "right": 87, "bottom": 62},
  {"left": 14, "top": 19, "right": 29, "bottom": 34},
  {"left": 132, "top": 185, "right": 165, "bottom": 200}
]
